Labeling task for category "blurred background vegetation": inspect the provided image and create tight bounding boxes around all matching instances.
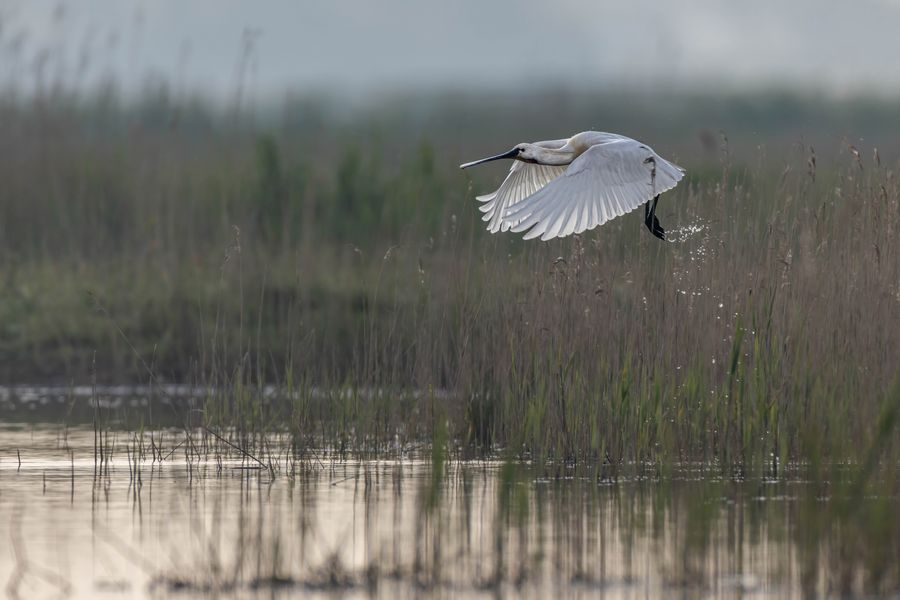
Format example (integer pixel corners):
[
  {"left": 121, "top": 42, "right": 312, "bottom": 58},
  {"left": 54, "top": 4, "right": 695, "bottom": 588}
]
[{"left": 1, "top": 86, "right": 899, "bottom": 382}]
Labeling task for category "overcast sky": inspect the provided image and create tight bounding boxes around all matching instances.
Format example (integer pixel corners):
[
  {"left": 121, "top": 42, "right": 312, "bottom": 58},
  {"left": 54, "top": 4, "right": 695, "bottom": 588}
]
[{"left": 4, "top": 0, "right": 900, "bottom": 100}]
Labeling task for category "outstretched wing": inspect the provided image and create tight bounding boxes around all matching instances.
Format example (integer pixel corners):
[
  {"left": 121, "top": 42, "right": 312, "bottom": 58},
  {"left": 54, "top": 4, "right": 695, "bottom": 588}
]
[
  {"left": 477, "top": 139, "right": 568, "bottom": 233},
  {"left": 503, "top": 139, "right": 684, "bottom": 241}
]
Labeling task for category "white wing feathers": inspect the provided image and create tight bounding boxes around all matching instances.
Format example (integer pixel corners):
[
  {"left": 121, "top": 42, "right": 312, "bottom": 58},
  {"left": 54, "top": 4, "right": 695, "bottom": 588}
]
[
  {"left": 478, "top": 163, "right": 567, "bottom": 232},
  {"left": 476, "top": 139, "right": 568, "bottom": 233},
  {"left": 503, "top": 139, "right": 684, "bottom": 241}
]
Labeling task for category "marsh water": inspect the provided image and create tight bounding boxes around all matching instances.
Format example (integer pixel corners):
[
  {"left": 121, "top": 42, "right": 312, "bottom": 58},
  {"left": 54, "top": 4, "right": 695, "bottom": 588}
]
[{"left": 0, "top": 387, "right": 888, "bottom": 598}]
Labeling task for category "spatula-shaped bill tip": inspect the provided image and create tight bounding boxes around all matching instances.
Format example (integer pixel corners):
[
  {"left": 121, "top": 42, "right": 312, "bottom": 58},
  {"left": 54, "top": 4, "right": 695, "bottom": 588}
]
[{"left": 459, "top": 148, "right": 519, "bottom": 169}]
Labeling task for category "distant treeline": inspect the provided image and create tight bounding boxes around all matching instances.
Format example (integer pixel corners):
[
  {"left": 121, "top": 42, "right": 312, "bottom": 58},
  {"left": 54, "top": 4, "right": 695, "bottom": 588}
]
[{"left": 4, "top": 85, "right": 900, "bottom": 156}]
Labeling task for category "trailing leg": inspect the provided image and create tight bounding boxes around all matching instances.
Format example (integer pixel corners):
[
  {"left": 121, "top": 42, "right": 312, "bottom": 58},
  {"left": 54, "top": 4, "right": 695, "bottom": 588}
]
[{"left": 644, "top": 194, "right": 665, "bottom": 241}]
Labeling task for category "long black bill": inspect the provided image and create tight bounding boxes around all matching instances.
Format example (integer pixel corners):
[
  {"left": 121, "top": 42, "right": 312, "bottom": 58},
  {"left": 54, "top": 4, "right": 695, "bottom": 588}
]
[{"left": 459, "top": 148, "right": 519, "bottom": 169}]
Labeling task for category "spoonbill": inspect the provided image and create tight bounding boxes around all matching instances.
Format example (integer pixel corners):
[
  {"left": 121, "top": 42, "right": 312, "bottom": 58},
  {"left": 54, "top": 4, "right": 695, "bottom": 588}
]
[{"left": 460, "top": 131, "right": 684, "bottom": 241}]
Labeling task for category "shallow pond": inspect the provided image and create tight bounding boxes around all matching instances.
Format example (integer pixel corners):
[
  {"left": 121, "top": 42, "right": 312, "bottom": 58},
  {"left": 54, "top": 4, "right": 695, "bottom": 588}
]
[{"left": 0, "top": 386, "right": 895, "bottom": 598}]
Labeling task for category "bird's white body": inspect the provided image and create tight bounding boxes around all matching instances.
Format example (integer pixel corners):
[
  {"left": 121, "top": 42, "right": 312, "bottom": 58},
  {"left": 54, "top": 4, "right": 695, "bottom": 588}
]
[{"left": 461, "top": 131, "right": 684, "bottom": 241}]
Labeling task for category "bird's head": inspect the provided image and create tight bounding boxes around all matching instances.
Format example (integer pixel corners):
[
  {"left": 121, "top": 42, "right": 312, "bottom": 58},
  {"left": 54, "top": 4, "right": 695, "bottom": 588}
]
[{"left": 513, "top": 143, "right": 542, "bottom": 164}]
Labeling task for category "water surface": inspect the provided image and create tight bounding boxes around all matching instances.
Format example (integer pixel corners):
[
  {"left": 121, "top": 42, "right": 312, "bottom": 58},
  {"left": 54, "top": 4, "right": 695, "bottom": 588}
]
[{"left": 2, "top": 420, "right": 870, "bottom": 599}]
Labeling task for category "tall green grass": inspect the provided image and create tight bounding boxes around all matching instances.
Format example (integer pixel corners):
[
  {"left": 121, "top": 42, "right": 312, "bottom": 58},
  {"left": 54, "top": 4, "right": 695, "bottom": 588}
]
[{"left": 0, "top": 96, "right": 897, "bottom": 478}]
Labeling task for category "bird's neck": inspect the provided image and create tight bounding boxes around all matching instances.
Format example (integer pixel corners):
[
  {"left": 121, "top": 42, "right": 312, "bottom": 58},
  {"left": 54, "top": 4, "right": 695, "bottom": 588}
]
[{"left": 525, "top": 145, "right": 576, "bottom": 166}]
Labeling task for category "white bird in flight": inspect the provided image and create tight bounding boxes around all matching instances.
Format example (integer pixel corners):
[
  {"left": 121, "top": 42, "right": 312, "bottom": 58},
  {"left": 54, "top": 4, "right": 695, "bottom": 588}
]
[{"left": 460, "top": 131, "right": 684, "bottom": 241}]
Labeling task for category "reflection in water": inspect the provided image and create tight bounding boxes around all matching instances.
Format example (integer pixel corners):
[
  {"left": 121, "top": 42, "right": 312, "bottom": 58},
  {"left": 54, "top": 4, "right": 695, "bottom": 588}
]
[{"left": 0, "top": 425, "right": 887, "bottom": 598}]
